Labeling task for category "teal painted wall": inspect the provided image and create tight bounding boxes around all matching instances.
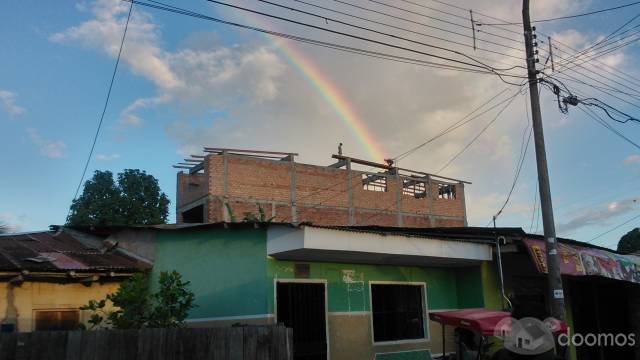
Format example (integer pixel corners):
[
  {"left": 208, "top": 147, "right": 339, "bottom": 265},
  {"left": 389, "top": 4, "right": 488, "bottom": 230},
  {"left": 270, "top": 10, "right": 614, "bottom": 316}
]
[
  {"left": 150, "top": 227, "right": 490, "bottom": 320},
  {"left": 150, "top": 228, "right": 269, "bottom": 318},
  {"left": 267, "top": 260, "right": 479, "bottom": 313},
  {"left": 455, "top": 266, "right": 485, "bottom": 309}
]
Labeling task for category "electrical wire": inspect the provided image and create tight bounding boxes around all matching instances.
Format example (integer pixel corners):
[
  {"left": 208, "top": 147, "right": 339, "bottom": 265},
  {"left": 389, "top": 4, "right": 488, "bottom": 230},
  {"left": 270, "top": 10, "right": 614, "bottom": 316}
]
[
  {"left": 559, "top": 12, "right": 640, "bottom": 66},
  {"left": 483, "top": 1, "right": 640, "bottom": 25},
  {"left": 203, "top": 0, "right": 525, "bottom": 74},
  {"left": 67, "top": 1, "right": 134, "bottom": 222},
  {"left": 589, "top": 213, "right": 640, "bottom": 243},
  {"left": 289, "top": 0, "right": 524, "bottom": 64},
  {"left": 436, "top": 89, "right": 522, "bottom": 174},
  {"left": 132, "top": 0, "right": 526, "bottom": 84},
  {"left": 492, "top": 91, "right": 533, "bottom": 222},
  {"left": 393, "top": 88, "right": 512, "bottom": 162},
  {"left": 576, "top": 104, "right": 640, "bottom": 151}
]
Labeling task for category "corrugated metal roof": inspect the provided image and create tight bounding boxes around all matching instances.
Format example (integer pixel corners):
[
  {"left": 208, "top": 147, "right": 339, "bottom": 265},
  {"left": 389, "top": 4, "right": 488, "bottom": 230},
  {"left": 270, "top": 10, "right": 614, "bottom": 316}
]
[{"left": 0, "top": 230, "right": 149, "bottom": 273}]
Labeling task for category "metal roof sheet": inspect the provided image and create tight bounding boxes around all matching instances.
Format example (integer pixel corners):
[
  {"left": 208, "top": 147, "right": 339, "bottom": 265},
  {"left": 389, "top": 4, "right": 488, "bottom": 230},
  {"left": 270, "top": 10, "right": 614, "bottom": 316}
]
[{"left": 0, "top": 230, "right": 149, "bottom": 273}]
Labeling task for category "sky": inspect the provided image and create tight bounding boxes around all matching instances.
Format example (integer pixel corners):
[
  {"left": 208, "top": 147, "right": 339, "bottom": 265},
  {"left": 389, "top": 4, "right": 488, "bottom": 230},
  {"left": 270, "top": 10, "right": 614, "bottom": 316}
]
[{"left": 1, "top": 0, "right": 639, "bottom": 250}]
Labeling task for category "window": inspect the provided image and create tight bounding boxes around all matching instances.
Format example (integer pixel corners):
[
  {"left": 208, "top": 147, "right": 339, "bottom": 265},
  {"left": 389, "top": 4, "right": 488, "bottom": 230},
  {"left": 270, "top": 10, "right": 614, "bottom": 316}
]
[
  {"left": 438, "top": 184, "right": 456, "bottom": 199},
  {"left": 35, "top": 310, "right": 79, "bottom": 331},
  {"left": 362, "top": 174, "right": 387, "bottom": 192},
  {"left": 370, "top": 284, "right": 426, "bottom": 343},
  {"left": 403, "top": 179, "right": 427, "bottom": 198}
]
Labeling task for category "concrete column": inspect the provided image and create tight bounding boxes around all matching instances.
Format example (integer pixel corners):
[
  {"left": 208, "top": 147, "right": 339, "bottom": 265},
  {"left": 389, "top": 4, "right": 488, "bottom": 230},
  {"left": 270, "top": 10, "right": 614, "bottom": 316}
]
[
  {"left": 222, "top": 151, "right": 230, "bottom": 222},
  {"left": 459, "top": 182, "right": 468, "bottom": 226},
  {"left": 395, "top": 173, "right": 403, "bottom": 227},
  {"left": 290, "top": 159, "right": 298, "bottom": 223},
  {"left": 347, "top": 159, "right": 355, "bottom": 225}
]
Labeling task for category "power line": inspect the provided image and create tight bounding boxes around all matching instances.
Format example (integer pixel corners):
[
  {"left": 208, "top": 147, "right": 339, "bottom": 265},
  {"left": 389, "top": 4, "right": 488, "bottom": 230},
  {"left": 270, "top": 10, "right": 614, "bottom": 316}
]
[
  {"left": 492, "top": 91, "right": 533, "bottom": 222},
  {"left": 133, "top": 0, "right": 526, "bottom": 83},
  {"left": 368, "top": 0, "right": 524, "bottom": 45},
  {"left": 436, "top": 89, "right": 522, "bottom": 174},
  {"left": 67, "top": 1, "right": 134, "bottom": 222},
  {"left": 289, "top": 0, "right": 523, "bottom": 64},
  {"left": 589, "top": 213, "right": 640, "bottom": 243},
  {"left": 203, "top": 0, "right": 525, "bottom": 75},
  {"left": 484, "top": 1, "right": 640, "bottom": 25},
  {"left": 393, "top": 88, "right": 513, "bottom": 162},
  {"left": 576, "top": 104, "right": 640, "bottom": 151},
  {"left": 559, "top": 12, "right": 640, "bottom": 65}
]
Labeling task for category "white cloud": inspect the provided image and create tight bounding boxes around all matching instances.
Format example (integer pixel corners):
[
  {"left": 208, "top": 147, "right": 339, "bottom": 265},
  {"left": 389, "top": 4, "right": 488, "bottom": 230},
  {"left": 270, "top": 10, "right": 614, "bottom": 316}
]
[
  {"left": 96, "top": 153, "right": 120, "bottom": 161},
  {"left": 558, "top": 197, "right": 639, "bottom": 234},
  {"left": 0, "top": 212, "right": 25, "bottom": 233},
  {"left": 0, "top": 90, "right": 25, "bottom": 116},
  {"left": 53, "top": 0, "right": 612, "bottom": 228},
  {"left": 27, "top": 128, "right": 68, "bottom": 159},
  {"left": 51, "top": 0, "right": 285, "bottom": 110},
  {"left": 118, "top": 94, "right": 170, "bottom": 128},
  {"left": 624, "top": 154, "right": 640, "bottom": 165}
]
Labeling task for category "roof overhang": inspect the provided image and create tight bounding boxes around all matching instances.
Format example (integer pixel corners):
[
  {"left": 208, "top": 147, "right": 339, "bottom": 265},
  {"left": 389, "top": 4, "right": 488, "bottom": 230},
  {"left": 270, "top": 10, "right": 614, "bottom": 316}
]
[{"left": 267, "top": 226, "right": 492, "bottom": 267}]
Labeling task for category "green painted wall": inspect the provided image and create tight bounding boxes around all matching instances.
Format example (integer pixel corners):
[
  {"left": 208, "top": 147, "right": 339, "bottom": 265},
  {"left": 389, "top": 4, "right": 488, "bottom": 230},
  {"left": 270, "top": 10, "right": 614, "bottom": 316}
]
[
  {"left": 150, "top": 228, "right": 269, "bottom": 318},
  {"left": 481, "top": 261, "right": 502, "bottom": 310},
  {"left": 375, "top": 350, "right": 432, "bottom": 360},
  {"left": 150, "top": 227, "right": 492, "bottom": 321},
  {"left": 455, "top": 266, "right": 485, "bottom": 309},
  {"left": 267, "top": 260, "right": 478, "bottom": 313}
]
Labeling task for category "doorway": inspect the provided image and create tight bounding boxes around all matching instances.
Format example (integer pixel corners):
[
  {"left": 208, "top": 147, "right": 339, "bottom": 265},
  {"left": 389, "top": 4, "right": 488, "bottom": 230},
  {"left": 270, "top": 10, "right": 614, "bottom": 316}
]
[{"left": 276, "top": 281, "right": 328, "bottom": 360}]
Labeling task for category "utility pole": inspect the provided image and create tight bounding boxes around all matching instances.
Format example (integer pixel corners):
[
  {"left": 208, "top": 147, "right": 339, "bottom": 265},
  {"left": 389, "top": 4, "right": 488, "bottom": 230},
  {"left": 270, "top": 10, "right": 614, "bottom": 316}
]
[{"left": 522, "top": 0, "right": 566, "bottom": 322}]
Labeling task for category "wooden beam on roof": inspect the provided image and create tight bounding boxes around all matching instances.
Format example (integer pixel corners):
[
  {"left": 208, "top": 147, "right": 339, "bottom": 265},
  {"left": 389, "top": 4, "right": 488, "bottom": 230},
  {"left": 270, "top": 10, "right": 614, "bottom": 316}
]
[
  {"left": 328, "top": 159, "right": 347, "bottom": 168},
  {"left": 190, "top": 155, "right": 206, "bottom": 158},
  {"left": 332, "top": 154, "right": 391, "bottom": 170},
  {"left": 362, "top": 173, "right": 388, "bottom": 186},
  {"left": 173, "top": 165, "right": 192, "bottom": 169},
  {"left": 189, "top": 163, "right": 205, "bottom": 174},
  {"left": 203, "top": 147, "right": 298, "bottom": 156},
  {"left": 183, "top": 159, "right": 203, "bottom": 163}
]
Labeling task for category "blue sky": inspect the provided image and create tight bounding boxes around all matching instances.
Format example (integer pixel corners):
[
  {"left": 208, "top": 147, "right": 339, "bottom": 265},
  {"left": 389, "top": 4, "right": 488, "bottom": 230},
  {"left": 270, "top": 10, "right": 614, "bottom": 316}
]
[{"left": 1, "top": 0, "right": 639, "bottom": 250}]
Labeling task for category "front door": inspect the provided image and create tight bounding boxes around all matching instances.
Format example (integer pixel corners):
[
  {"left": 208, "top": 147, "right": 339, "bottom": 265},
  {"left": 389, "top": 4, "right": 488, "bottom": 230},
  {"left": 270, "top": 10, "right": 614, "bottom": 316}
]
[{"left": 276, "top": 282, "right": 327, "bottom": 360}]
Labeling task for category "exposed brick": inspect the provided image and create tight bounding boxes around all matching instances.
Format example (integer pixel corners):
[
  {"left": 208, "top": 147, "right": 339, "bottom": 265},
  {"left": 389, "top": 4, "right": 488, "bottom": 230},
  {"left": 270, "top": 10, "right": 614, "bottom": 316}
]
[{"left": 177, "top": 153, "right": 467, "bottom": 227}]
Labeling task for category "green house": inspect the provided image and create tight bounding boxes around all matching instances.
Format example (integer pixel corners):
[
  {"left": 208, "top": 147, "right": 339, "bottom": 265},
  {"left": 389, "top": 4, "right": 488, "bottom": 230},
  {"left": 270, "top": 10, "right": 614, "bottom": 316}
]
[{"left": 105, "top": 223, "right": 500, "bottom": 360}]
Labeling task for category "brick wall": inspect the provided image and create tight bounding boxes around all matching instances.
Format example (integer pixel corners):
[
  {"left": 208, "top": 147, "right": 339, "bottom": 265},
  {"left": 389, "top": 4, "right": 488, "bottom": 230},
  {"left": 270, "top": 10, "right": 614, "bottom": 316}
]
[{"left": 177, "top": 154, "right": 468, "bottom": 227}]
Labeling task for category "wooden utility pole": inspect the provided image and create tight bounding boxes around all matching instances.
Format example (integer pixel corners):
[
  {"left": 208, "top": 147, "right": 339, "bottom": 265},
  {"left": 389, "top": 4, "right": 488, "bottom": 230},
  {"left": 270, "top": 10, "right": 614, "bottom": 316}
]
[{"left": 522, "top": 0, "right": 566, "bottom": 322}]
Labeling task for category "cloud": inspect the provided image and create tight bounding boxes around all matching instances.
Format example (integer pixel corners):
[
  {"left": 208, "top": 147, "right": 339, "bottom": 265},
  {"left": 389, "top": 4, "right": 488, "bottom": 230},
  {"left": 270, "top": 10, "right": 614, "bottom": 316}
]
[
  {"left": 558, "top": 197, "right": 639, "bottom": 234},
  {"left": 0, "top": 90, "right": 25, "bottom": 116},
  {"left": 27, "top": 128, "right": 68, "bottom": 159},
  {"left": 96, "top": 153, "right": 120, "bottom": 161},
  {"left": 624, "top": 154, "right": 640, "bottom": 165},
  {"left": 51, "top": 0, "right": 285, "bottom": 110},
  {"left": 0, "top": 212, "right": 25, "bottom": 233},
  {"left": 53, "top": 0, "right": 604, "bottom": 228},
  {"left": 118, "top": 94, "right": 170, "bottom": 128}
]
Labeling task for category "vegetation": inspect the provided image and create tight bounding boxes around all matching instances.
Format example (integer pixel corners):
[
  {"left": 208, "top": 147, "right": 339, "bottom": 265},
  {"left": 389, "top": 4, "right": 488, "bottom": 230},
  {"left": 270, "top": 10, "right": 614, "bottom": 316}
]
[
  {"left": 67, "top": 169, "right": 170, "bottom": 226},
  {"left": 81, "top": 271, "right": 195, "bottom": 329},
  {"left": 242, "top": 204, "right": 275, "bottom": 223},
  {"left": 617, "top": 227, "right": 640, "bottom": 254}
]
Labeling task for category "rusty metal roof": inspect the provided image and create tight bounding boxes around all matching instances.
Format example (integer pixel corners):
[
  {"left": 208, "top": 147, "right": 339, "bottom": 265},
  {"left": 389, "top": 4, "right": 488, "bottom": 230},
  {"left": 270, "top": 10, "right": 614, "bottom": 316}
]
[{"left": 0, "top": 230, "right": 149, "bottom": 273}]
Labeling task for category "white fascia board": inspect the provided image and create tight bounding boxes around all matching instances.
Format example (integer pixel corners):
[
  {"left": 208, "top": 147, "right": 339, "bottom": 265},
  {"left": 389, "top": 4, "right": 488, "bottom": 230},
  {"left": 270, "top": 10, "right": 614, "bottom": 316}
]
[{"left": 303, "top": 227, "right": 492, "bottom": 261}]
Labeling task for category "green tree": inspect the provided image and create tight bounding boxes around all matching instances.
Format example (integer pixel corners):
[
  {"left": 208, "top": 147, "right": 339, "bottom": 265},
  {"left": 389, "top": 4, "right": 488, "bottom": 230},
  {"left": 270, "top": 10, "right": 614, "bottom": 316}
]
[
  {"left": 67, "top": 169, "right": 169, "bottom": 226},
  {"left": 617, "top": 228, "right": 640, "bottom": 254},
  {"left": 81, "top": 271, "right": 195, "bottom": 329}
]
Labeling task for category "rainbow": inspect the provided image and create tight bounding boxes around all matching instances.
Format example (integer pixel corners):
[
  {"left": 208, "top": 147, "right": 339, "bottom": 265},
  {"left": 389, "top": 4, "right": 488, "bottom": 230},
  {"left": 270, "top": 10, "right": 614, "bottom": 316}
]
[{"left": 271, "top": 39, "right": 386, "bottom": 161}]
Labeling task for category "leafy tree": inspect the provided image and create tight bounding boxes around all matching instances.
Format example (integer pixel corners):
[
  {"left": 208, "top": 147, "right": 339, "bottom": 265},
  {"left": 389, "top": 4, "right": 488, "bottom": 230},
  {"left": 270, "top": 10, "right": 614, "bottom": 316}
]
[
  {"left": 617, "top": 228, "right": 640, "bottom": 254},
  {"left": 80, "top": 271, "right": 195, "bottom": 329},
  {"left": 67, "top": 169, "right": 169, "bottom": 226}
]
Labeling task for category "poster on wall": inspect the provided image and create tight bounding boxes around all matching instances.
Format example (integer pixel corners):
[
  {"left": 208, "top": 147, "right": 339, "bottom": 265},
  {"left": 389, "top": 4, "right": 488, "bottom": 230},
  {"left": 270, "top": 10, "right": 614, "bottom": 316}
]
[{"left": 522, "top": 238, "right": 640, "bottom": 284}]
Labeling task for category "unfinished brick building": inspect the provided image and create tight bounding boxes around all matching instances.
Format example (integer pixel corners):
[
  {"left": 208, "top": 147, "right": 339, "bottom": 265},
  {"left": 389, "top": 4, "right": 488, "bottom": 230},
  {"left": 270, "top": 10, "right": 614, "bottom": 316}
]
[{"left": 174, "top": 148, "right": 469, "bottom": 227}]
